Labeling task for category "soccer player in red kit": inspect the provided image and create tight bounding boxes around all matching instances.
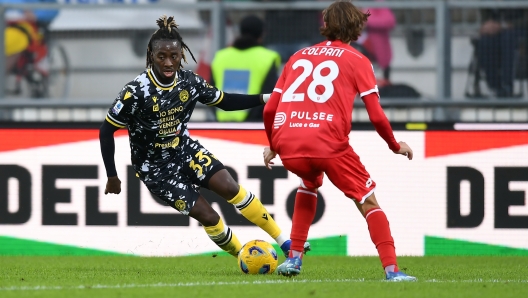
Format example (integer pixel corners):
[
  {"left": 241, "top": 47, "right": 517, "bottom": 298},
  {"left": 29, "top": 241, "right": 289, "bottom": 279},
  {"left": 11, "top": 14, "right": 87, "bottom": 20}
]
[{"left": 262, "top": 0, "right": 417, "bottom": 281}]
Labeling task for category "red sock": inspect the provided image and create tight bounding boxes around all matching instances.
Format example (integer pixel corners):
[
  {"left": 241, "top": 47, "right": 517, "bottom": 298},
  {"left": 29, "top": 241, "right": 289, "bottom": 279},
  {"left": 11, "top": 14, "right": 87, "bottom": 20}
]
[
  {"left": 290, "top": 188, "right": 318, "bottom": 254},
  {"left": 365, "top": 208, "right": 398, "bottom": 271}
]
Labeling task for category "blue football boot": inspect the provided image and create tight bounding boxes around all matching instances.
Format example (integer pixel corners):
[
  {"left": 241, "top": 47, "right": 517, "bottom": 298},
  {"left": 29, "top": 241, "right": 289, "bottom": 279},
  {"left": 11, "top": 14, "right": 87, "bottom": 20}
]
[
  {"left": 386, "top": 271, "right": 417, "bottom": 281},
  {"left": 276, "top": 256, "right": 302, "bottom": 277},
  {"left": 280, "top": 240, "right": 311, "bottom": 258}
]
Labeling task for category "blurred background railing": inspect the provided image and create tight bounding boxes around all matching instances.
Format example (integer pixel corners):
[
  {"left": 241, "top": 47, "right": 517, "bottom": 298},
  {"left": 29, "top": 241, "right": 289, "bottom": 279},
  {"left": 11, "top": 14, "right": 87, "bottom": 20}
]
[{"left": 0, "top": 0, "right": 527, "bottom": 123}]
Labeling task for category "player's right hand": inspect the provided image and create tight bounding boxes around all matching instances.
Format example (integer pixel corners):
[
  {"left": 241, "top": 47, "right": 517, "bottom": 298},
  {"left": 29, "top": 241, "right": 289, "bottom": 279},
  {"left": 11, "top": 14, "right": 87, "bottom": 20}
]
[
  {"left": 394, "top": 141, "right": 413, "bottom": 160},
  {"left": 105, "top": 176, "right": 121, "bottom": 194},
  {"left": 263, "top": 146, "right": 277, "bottom": 170}
]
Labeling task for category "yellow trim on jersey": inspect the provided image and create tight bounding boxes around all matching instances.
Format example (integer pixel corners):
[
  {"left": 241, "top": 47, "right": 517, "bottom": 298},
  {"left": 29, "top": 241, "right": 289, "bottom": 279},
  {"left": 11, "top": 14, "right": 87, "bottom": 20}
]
[
  {"left": 123, "top": 91, "right": 132, "bottom": 100},
  {"left": 207, "top": 91, "right": 224, "bottom": 106},
  {"left": 147, "top": 69, "right": 177, "bottom": 90},
  {"left": 106, "top": 116, "right": 126, "bottom": 128}
]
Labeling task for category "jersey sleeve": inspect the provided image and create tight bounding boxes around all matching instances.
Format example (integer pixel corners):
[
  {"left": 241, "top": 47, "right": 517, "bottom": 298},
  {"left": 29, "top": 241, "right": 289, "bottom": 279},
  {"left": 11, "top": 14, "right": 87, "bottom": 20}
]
[
  {"left": 272, "top": 59, "right": 289, "bottom": 96},
  {"left": 362, "top": 93, "right": 400, "bottom": 152},
  {"left": 353, "top": 58, "right": 379, "bottom": 98},
  {"left": 190, "top": 71, "right": 224, "bottom": 106},
  {"left": 263, "top": 62, "right": 289, "bottom": 150},
  {"left": 263, "top": 92, "right": 281, "bottom": 150},
  {"left": 105, "top": 82, "right": 142, "bottom": 128}
]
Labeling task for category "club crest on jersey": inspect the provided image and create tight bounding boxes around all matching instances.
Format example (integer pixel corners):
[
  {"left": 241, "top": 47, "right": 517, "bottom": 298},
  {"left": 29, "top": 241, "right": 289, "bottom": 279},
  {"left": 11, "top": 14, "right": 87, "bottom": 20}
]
[
  {"left": 175, "top": 198, "right": 186, "bottom": 212},
  {"left": 153, "top": 104, "right": 159, "bottom": 112},
  {"left": 112, "top": 100, "right": 124, "bottom": 115},
  {"left": 180, "top": 90, "right": 189, "bottom": 102}
]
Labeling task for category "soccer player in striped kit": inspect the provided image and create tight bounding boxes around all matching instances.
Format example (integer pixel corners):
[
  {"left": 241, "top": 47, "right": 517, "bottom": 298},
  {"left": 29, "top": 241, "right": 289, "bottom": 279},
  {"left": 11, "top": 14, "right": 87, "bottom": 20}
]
[{"left": 100, "top": 15, "right": 309, "bottom": 259}]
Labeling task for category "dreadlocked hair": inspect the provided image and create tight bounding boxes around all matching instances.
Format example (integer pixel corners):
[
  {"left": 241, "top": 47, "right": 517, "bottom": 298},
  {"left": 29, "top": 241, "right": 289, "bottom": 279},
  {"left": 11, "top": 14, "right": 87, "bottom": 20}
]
[{"left": 146, "top": 15, "right": 197, "bottom": 69}]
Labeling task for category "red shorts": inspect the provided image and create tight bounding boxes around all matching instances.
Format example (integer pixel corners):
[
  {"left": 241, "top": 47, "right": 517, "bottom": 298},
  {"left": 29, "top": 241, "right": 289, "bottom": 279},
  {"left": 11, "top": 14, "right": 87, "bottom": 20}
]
[{"left": 281, "top": 147, "right": 376, "bottom": 203}]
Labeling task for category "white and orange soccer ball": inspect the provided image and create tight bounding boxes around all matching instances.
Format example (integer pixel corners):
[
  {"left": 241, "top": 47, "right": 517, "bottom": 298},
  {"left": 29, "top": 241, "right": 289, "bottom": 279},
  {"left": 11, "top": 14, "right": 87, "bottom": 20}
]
[{"left": 237, "top": 240, "right": 278, "bottom": 274}]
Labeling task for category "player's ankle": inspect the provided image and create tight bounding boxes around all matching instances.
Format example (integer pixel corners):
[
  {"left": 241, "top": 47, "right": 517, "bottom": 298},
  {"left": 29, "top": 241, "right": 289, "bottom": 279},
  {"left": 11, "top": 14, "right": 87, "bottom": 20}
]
[
  {"left": 384, "top": 264, "right": 398, "bottom": 274},
  {"left": 289, "top": 250, "right": 303, "bottom": 259}
]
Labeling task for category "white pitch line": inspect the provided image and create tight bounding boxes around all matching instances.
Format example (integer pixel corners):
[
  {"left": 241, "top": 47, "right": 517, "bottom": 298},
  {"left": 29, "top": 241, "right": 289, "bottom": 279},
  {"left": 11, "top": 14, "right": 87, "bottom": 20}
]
[{"left": 1, "top": 278, "right": 527, "bottom": 291}]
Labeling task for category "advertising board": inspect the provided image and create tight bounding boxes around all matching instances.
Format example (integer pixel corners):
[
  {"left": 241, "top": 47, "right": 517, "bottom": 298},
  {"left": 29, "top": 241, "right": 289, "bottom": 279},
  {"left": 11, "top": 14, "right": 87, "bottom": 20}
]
[{"left": 1, "top": 126, "right": 527, "bottom": 256}]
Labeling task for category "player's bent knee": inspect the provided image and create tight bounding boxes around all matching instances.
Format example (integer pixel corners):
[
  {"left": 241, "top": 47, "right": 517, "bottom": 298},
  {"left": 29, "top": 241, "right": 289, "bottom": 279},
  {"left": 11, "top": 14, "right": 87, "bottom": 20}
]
[
  {"left": 207, "top": 169, "right": 240, "bottom": 198},
  {"left": 361, "top": 195, "right": 380, "bottom": 213},
  {"left": 188, "top": 196, "right": 221, "bottom": 226},
  {"left": 192, "top": 208, "right": 220, "bottom": 227},
  {"left": 201, "top": 214, "right": 221, "bottom": 227}
]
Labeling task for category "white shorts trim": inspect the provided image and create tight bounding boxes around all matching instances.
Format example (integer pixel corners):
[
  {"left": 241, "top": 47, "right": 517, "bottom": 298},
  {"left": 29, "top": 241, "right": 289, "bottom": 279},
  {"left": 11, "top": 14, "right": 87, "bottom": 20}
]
[
  {"left": 299, "top": 178, "right": 307, "bottom": 189},
  {"left": 358, "top": 187, "right": 376, "bottom": 204}
]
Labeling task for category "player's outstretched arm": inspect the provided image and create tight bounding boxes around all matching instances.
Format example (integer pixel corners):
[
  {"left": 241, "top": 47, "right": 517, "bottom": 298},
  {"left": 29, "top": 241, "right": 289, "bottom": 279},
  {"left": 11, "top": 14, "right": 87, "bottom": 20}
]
[
  {"left": 362, "top": 93, "right": 414, "bottom": 160},
  {"left": 214, "top": 93, "right": 265, "bottom": 111},
  {"left": 263, "top": 92, "right": 280, "bottom": 150},
  {"left": 99, "top": 121, "right": 122, "bottom": 194},
  {"left": 362, "top": 93, "right": 398, "bottom": 151}
]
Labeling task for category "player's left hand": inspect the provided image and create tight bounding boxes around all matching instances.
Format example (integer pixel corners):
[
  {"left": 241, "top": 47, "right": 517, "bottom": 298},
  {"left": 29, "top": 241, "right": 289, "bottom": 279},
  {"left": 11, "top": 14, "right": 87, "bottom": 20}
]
[{"left": 263, "top": 147, "right": 277, "bottom": 170}]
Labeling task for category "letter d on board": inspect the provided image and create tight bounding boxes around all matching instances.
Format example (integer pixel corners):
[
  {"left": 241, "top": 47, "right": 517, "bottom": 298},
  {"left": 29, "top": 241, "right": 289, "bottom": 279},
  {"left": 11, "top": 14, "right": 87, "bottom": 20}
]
[
  {"left": 447, "top": 167, "right": 484, "bottom": 228},
  {"left": 0, "top": 165, "right": 31, "bottom": 224}
]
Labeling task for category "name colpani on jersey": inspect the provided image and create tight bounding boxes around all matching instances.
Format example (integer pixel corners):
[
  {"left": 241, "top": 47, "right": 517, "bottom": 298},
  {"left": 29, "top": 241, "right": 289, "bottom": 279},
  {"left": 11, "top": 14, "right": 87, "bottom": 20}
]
[{"left": 301, "top": 46, "right": 344, "bottom": 57}]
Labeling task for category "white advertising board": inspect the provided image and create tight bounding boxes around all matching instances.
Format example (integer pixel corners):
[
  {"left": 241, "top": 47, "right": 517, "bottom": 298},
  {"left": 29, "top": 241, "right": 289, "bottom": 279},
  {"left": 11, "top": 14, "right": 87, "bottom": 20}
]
[{"left": 1, "top": 128, "right": 527, "bottom": 256}]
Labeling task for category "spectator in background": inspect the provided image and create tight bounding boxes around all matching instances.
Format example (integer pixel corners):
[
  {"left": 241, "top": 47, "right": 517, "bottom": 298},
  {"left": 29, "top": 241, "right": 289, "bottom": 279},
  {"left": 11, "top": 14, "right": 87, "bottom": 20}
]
[
  {"left": 210, "top": 15, "right": 281, "bottom": 122},
  {"left": 477, "top": 7, "right": 527, "bottom": 98},
  {"left": 2, "top": 0, "right": 58, "bottom": 29},
  {"left": 260, "top": 0, "right": 323, "bottom": 64},
  {"left": 353, "top": 0, "right": 395, "bottom": 87},
  {"left": 2, "top": 0, "right": 59, "bottom": 72},
  {"left": 353, "top": 1, "right": 420, "bottom": 99}
]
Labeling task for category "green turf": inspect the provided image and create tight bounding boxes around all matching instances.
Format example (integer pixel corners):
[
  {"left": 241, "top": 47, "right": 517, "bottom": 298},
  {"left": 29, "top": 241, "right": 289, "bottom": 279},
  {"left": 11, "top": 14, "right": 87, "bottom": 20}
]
[
  {"left": 0, "top": 236, "right": 126, "bottom": 256},
  {"left": 0, "top": 235, "right": 347, "bottom": 257},
  {"left": 425, "top": 236, "right": 528, "bottom": 256},
  {"left": 199, "top": 235, "right": 348, "bottom": 257},
  {"left": 0, "top": 256, "right": 527, "bottom": 298}
]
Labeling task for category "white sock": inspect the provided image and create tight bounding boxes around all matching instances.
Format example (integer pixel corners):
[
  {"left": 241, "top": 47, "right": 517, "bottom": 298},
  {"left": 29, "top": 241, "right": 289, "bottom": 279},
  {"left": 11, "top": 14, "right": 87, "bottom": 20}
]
[
  {"left": 291, "top": 250, "right": 303, "bottom": 258},
  {"left": 384, "top": 265, "right": 396, "bottom": 274},
  {"left": 274, "top": 233, "right": 288, "bottom": 247}
]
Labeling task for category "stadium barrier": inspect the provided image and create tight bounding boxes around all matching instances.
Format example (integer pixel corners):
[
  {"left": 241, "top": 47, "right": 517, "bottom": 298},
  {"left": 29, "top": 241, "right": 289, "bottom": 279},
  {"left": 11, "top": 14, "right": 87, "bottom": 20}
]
[{"left": 0, "top": 0, "right": 527, "bottom": 122}]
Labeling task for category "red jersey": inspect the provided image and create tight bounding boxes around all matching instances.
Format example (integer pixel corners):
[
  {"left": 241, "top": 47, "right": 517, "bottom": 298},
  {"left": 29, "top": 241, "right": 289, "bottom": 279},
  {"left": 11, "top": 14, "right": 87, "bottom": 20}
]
[{"left": 264, "top": 40, "right": 390, "bottom": 159}]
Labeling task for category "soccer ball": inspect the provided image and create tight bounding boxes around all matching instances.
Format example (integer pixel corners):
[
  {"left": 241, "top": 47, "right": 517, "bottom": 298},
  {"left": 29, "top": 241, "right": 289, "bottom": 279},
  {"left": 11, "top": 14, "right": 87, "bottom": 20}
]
[{"left": 238, "top": 240, "right": 278, "bottom": 274}]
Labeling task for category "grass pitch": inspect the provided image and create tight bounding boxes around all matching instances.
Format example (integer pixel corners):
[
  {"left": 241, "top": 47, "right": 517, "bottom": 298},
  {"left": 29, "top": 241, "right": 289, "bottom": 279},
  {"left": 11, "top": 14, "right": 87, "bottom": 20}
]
[{"left": 1, "top": 256, "right": 527, "bottom": 298}]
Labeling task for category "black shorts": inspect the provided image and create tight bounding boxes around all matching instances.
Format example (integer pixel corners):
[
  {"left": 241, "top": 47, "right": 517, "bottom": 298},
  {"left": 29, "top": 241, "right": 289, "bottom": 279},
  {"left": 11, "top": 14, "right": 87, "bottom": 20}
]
[{"left": 144, "top": 138, "right": 224, "bottom": 215}]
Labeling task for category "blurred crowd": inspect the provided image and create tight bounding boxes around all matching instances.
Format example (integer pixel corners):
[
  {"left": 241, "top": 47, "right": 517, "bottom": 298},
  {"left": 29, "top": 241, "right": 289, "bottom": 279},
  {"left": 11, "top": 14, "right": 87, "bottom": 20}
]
[
  {"left": 474, "top": 7, "right": 528, "bottom": 98},
  {"left": 199, "top": 0, "right": 404, "bottom": 122},
  {"left": 3, "top": 0, "right": 528, "bottom": 112}
]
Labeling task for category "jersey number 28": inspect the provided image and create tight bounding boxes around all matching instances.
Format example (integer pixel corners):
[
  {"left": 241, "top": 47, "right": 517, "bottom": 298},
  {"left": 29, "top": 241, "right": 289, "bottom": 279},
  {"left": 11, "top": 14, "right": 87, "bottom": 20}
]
[{"left": 282, "top": 59, "right": 339, "bottom": 103}]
